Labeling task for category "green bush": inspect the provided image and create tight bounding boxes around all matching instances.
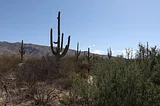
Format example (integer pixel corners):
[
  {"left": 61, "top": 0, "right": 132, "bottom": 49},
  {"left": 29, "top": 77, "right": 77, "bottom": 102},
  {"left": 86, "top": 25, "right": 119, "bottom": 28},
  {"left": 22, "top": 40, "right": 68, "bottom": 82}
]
[{"left": 71, "top": 60, "right": 160, "bottom": 106}]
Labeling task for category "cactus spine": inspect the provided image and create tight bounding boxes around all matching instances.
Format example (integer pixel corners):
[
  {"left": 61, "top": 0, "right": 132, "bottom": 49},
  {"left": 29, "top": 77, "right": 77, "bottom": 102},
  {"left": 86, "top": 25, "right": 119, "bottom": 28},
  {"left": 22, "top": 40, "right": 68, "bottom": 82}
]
[
  {"left": 86, "top": 48, "right": 92, "bottom": 62},
  {"left": 107, "top": 47, "right": 112, "bottom": 59},
  {"left": 75, "top": 42, "right": 81, "bottom": 60},
  {"left": 50, "top": 11, "right": 70, "bottom": 60},
  {"left": 19, "top": 40, "right": 25, "bottom": 62}
]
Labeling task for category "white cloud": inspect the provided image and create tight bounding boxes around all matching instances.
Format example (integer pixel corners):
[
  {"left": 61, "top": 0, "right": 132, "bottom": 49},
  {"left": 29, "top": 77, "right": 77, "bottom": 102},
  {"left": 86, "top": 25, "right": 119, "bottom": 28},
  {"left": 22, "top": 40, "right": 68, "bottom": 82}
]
[
  {"left": 122, "top": 50, "right": 126, "bottom": 55},
  {"left": 112, "top": 50, "right": 122, "bottom": 53},
  {"left": 88, "top": 45, "right": 96, "bottom": 48},
  {"left": 91, "top": 50, "right": 104, "bottom": 54}
]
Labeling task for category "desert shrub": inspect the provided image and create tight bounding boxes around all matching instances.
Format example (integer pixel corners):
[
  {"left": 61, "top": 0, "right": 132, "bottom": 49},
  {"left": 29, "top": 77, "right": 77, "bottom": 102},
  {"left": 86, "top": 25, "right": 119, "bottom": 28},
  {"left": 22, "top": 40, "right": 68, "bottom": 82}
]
[
  {"left": 71, "top": 60, "right": 160, "bottom": 106},
  {"left": 14, "top": 56, "right": 77, "bottom": 89},
  {"left": 150, "top": 59, "right": 160, "bottom": 85},
  {"left": 15, "top": 57, "right": 57, "bottom": 85},
  {"left": 55, "top": 78, "right": 72, "bottom": 90},
  {"left": 0, "top": 56, "right": 21, "bottom": 74}
]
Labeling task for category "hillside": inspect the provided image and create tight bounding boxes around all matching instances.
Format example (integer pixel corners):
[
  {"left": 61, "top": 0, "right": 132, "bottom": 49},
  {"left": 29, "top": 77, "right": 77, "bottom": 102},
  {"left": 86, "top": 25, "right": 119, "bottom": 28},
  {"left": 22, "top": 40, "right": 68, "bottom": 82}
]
[{"left": 0, "top": 41, "right": 110, "bottom": 59}]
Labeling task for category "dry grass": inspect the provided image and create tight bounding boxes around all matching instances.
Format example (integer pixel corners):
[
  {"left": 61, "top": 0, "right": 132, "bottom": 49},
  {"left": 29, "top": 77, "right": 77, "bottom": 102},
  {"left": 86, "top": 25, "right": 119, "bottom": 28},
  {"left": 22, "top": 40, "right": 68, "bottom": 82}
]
[{"left": 1, "top": 52, "right": 160, "bottom": 106}]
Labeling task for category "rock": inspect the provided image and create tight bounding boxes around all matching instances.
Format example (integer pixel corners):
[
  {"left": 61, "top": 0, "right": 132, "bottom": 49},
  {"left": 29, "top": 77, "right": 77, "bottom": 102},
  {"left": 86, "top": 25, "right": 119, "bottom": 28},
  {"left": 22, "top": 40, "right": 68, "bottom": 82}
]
[
  {"left": 87, "top": 75, "right": 93, "bottom": 85},
  {"left": 17, "top": 63, "right": 25, "bottom": 68}
]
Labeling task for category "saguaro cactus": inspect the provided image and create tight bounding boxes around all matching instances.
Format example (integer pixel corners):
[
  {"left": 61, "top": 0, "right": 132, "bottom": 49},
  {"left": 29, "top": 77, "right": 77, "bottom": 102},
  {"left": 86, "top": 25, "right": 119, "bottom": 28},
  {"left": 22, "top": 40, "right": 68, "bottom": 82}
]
[
  {"left": 146, "top": 42, "right": 148, "bottom": 58},
  {"left": 19, "top": 40, "right": 25, "bottom": 62},
  {"left": 50, "top": 11, "right": 70, "bottom": 60},
  {"left": 125, "top": 48, "right": 131, "bottom": 60},
  {"left": 150, "top": 46, "right": 157, "bottom": 59},
  {"left": 131, "top": 48, "right": 133, "bottom": 59},
  {"left": 86, "top": 48, "right": 92, "bottom": 62},
  {"left": 75, "top": 42, "right": 81, "bottom": 60},
  {"left": 107, "top": 47, "right": 112, "bottom": 59},
  {"left": 138, "top": 43, "right": 145, "bottom": 60}
]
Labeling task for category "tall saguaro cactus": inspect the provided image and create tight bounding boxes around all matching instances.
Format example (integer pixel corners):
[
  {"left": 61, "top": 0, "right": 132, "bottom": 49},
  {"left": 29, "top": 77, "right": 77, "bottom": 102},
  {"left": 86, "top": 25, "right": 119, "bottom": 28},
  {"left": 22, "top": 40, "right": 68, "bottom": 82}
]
[
  {"left": 75, "top": 42, "right": 81, "bottom": 60},
  {"left": 50, "top": 11, "right": 71, "bottom": 60},
  {"left": 19, "top": 40, "right": 25, "bottom": 62},
  {"left": 86, "top": 48, "right": 92, "bottom": 62}
]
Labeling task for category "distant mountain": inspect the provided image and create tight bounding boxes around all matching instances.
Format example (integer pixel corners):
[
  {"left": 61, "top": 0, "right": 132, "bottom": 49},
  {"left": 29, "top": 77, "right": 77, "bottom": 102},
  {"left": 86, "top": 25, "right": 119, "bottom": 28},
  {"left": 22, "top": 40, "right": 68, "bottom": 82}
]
[{"left": 0, "top": 41, "right": 111, "bottom": 59}]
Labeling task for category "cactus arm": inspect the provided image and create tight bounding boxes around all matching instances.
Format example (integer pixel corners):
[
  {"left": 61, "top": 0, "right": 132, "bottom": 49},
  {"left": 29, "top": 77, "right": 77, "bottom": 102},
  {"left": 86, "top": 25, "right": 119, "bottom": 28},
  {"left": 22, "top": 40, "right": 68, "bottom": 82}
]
[
  {"left": 61, "top": 33, "right": 64, "bottom": 51},
  {"left": 75, "top": 51, "right": 81, "bottom": 58},
  {"left": 60, "top": 35, "right": 70, "bottom": 58},
  {"left": 78, "top": 50, "right": 81, "bottom": 56},
  {"left": 23, "top": 50, "right": 25, "bottom": 55},
  {"left": 50, "top": 28, "right": 57, "bottom": 55},
  {"left": 60, "top": 46, "right": 68, "bottom": 58},
  {"left": 75, "top": 51, "right": 81, "bottom": 57},
  {"left": 85, "top": 55, "right": 88, "bottom": 58},
  {"left": 86, "top": 48, "right": 89, "bottom": 59},
  {"left": 57, "top": 31, "right": 60, "bottom": 54}
]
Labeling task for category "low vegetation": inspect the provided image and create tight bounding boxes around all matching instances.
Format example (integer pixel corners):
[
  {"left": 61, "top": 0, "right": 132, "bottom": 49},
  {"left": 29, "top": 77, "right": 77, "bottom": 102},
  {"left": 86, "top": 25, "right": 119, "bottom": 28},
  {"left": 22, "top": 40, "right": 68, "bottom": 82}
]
[
  {"left": 0, "top": 11, "right": 160, "bottom": 106},
  {"left": 0, "top": 42, "right": 160, "bottom": 105}
]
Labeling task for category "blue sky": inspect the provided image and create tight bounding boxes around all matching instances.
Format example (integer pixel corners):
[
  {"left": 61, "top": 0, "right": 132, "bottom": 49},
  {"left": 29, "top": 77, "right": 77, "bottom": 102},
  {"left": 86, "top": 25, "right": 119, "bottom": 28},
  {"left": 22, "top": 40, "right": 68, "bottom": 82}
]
[{"left": 0, "top": 0, "right": 160, "bottom": 56}]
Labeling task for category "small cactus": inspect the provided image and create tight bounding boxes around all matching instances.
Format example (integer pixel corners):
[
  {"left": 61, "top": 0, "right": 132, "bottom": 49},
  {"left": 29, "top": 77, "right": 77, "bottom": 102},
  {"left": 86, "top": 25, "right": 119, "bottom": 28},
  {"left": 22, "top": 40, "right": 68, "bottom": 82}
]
[
  {"left": 150, "top": 46, "right": 157, "bottom": 59},
  {"left": 146, "top": 42, "right": 149, "bottom": 59},
  {"left": 125, "top": 48, "right": 131, "bottom": 60},
  {"left": 86, "top": 48, "right": 92, "bottom": 62},
  {"left": 131, "top": 48, "right": 133, "bottom": 59},
  {"left": 85, "top": 48, "right": 92, "bottom": 74},
  {"left": 107, "top": 47, "right": 112, "bottom": 59},
  {"left": 138, "top": 43, "right": 145, "bottom": 60},
  {"left": 75, "top": 42, "right": 81, "bottom": 60},
  {"left": 19, "top": 40, "right": 25, "bottom": 62}
]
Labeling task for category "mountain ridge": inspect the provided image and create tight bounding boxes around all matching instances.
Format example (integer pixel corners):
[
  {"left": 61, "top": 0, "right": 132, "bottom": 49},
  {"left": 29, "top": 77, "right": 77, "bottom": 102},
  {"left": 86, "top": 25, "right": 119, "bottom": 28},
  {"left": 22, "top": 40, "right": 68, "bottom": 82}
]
[{"left": 0, "top": 41, "right": 110, "bottom": 59}]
